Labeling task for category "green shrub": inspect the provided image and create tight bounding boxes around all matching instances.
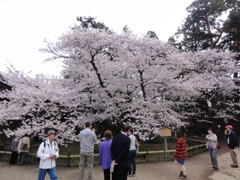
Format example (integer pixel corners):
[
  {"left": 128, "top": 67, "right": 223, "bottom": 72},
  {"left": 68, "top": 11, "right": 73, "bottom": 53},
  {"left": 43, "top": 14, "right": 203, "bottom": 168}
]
[{"left": 94, "top": 144, "right": 99, "bottom": 153}]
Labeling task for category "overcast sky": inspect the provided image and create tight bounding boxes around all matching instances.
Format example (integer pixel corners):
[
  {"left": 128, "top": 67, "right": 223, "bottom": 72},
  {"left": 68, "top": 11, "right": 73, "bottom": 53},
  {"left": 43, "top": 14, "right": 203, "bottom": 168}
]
[{"left": 0, "top": 0, "right": 194, "bottom": 76}]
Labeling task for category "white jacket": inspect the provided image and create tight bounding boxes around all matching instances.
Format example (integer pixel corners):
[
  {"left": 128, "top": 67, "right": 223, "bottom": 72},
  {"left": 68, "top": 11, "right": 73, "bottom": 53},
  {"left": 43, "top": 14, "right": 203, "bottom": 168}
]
[{"left": 37, "top": 139, "right": 59, "bottom": 169}]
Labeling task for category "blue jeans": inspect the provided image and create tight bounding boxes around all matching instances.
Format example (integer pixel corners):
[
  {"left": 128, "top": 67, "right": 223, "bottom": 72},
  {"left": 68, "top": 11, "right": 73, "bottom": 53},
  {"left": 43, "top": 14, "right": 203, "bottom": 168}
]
[
  {"left": 128, "top": 150, "right": 136, "bottom": 175},
  {"left": 38, "top": 167, "right": 58, "bottom": 180},
  {"left": 209, "top": 148, "right": 218, "bottom": 168}
]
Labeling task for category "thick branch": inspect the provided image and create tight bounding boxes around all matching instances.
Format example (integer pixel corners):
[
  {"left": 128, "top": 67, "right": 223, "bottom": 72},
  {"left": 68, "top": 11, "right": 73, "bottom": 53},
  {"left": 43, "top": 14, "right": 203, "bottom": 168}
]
[
  {"left": 205, "top": 16, "right": 214, "bottom": 50},
  {"left": 138, "top": 70, "right": 146, "bottom": 99},
  {"left": 90, "top": 54, "right": 113, "bottom": 98}
]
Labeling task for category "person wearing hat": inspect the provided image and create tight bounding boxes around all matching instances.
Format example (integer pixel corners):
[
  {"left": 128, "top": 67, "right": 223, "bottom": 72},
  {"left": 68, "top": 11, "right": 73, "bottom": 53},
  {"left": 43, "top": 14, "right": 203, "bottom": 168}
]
[
  {"left": 79, "top": 121, "right": 97, "bottom": 180},
  {"left": 225, "top": 125, "right": 239, "bottom": 168},
  {"left": 37, "top": 130, "right": 59, "bottom": 180}
]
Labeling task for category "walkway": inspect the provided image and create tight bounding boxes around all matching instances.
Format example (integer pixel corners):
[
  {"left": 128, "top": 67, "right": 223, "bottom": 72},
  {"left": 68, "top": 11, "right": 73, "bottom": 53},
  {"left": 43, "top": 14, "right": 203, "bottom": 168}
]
[{"left": 0, "top": 144, "right": 239, "bottom": 180}]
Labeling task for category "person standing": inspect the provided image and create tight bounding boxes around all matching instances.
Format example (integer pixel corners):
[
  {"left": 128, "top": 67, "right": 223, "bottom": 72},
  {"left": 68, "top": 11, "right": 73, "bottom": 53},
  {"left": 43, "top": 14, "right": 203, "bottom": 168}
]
[
  {"left": 174, "top": 130, "right": 188, "bottom": 179},
  {"left": 9, "top": 135, "right": 19, "bottom": 165},
  {"left": 37, "top": 130, "right": 59, "bottom": 180},
  {"left": 111, "top": 125, "right": 131, "bottom": 180},
  {"left": 79, "top": 122, "right": 97, "bottom": 180},
  {"left": 225, "top": 125, "right": 239, "bottom": 168},
  {"left": 17, "top": 134, "right": 30, "bottom": 165},
  {"left": 98, "top": 130, "right": 113, "bottom": 180},
  {"left": 128, "top": 129, "right": 140, "bottom": 177},
  {"left": 205, "top": 128, "right": 218, "bottom": 170}
]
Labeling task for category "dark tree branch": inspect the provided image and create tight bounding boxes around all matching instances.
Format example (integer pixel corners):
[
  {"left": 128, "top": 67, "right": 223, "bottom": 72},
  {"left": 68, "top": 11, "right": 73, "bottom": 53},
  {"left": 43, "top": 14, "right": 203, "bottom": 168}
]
[
  {"left": 89, "top": 54, "right": 113, "bottom": 98},
  {"left": 138, "top": 70, "right": 146, "bottom": 99}
]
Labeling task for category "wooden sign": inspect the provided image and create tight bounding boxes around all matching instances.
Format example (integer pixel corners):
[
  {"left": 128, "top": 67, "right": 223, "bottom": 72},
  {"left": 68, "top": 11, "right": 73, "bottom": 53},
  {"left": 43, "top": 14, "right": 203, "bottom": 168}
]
[{"left": 160, "top": 128, "right": 172, "bottom": 137}]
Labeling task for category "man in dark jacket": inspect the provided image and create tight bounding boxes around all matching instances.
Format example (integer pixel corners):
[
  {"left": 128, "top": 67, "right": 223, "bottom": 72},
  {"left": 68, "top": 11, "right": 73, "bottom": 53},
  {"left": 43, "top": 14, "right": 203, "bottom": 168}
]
[
  {"left": 111, "top": 125, "right": 131, "bottom": 180},
  {"left": 225, "top": 125, "right": 239, "bottom": 168}
]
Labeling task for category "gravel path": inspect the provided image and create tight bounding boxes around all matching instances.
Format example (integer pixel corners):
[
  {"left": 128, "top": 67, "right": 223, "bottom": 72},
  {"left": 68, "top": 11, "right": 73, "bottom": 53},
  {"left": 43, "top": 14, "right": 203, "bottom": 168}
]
[
  {"left": 0, "top": 143, "right": 238, "bottom": 180},
  {"left": 209, "top": 151, "right": 240, "bottom": 180}
]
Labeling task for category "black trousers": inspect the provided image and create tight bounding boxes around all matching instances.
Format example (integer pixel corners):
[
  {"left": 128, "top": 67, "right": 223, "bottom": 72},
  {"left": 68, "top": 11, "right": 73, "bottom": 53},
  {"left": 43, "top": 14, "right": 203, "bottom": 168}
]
[
  {"left": 103, "top": 169, "right": 110, "bottom": 180},
  {"left": 112, "top": 165, "right": 128, "bottom": 180},
  {"left": 17, "top": 152, "right": 28, "bottom": 165},
  {"left": 9, "top": 151, "right": 18, "bottom": 164}
]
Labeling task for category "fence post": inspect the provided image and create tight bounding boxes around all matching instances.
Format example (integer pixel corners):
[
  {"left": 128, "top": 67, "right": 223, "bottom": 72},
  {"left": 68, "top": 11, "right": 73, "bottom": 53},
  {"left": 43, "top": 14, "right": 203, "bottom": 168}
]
[
  {"left": 164, "top": 137, "right": 168, "bottom": 160},
  {"left": 67, "top": 150, "right": 71, "bottom": 167}
]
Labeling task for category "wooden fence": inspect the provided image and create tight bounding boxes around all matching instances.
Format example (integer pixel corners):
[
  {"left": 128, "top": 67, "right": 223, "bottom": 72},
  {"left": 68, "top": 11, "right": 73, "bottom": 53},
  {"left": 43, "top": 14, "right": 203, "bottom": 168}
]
[{"left": 0, "top": 139, "right": 207, "bottom": 167}]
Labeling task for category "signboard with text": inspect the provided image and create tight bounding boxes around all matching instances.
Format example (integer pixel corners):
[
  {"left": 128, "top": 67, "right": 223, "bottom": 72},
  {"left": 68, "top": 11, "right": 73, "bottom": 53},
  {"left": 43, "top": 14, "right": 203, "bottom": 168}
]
[{"left": 160, "top": 128, "right": 172, "bottom": 137}]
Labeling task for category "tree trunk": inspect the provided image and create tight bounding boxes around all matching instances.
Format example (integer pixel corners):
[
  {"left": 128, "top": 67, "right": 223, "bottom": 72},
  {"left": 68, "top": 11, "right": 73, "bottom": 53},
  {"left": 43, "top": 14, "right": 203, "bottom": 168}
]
[
  {"left": 232, "top": 28, "right": 239, "bottom": 47},
  {"left": 205, "top": 16, "right": 214, "bottom": 50}
]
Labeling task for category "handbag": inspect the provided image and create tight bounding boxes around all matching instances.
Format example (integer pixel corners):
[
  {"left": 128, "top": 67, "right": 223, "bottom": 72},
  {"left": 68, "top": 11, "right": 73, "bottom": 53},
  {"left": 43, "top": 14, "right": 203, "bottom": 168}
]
[
  {"left": 21, "top": 143, "right": 28, "bottom": 150},
  {"left": 217, "top": 143, "right": 221, "bottom": 149}
]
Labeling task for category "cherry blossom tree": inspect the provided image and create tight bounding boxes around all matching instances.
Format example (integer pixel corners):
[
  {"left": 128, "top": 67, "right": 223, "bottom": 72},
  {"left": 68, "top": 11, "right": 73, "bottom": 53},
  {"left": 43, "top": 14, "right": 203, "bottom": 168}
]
[
  {"left": 1, "top": 28, "right": 239, "bottom": 143},
  {"left": 43, "top": 28, "right": 240, "bottom": 139},
  {"left": 0, "top": 69, "right": 86, "bottom": 144}
]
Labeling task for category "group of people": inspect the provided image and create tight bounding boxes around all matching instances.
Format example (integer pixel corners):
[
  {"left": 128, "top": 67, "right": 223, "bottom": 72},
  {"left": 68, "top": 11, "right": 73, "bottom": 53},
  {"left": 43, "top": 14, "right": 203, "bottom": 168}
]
[
  {"left": 8, "top": 123, "right": 239, "bottom": 180},
  {"left": 9, "top": 133, "right": 30, "bottom": 166},
  {"left": 205, "top": 125, "right": 239, "bottom": 172},
  {"left": 34, "top": 122, "right": 140, "bottom": 180},
  {"left": 173, "top": 124, "right": 240, "bottom": 180},
  {"left": 80, "top": 122, "right": 140, "bottom": 180}
]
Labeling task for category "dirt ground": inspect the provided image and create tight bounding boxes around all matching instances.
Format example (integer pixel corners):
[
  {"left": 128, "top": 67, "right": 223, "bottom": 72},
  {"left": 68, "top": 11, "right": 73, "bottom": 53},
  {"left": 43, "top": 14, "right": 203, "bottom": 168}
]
[
  {"left": 208, "top": 150, "right": 239, "bottom": 180},
  {"left": 0, "top": 143, "right": 239, "bottom": 180}
]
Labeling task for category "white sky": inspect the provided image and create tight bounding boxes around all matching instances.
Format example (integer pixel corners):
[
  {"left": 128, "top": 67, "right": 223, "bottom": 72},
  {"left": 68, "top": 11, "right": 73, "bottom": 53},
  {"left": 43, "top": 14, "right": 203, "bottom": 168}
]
[{"left": 0, "top": 0, "right": 193, "bottom": 76}]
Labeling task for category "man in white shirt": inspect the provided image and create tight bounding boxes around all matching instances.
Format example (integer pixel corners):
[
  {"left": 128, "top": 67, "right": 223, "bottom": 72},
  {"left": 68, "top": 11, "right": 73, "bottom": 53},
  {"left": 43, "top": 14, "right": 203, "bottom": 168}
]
[
  {"left": 128, "top": 129, "right": 140, "bottom": 177},
  {"left": 37, "top": 130, "right": 59, "bottom": 180}
]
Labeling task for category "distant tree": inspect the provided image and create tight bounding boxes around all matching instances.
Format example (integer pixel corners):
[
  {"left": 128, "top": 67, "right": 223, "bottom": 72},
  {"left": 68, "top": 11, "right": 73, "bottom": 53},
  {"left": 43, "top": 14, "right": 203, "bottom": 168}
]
[
  {"left": 75, "top": 16, "right": 112, "bottom": 33},
  {"left": 122, "top": 25, "right": 131, "bottom": 33},
  {"left": 170, "top": 0, "right": 240, "bottom": 54},
  {"left": 222, "top": 7, "right": 240, "bottom": 54},
  {"left": 169, "top": 0, "right": 226, "bottom": 52},
  {"left": 146, "top": 31, "right": 158, "bottom": 39}
]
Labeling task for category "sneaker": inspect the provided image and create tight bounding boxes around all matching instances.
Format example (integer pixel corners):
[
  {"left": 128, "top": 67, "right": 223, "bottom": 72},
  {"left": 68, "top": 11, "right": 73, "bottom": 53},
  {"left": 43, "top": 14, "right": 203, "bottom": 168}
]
[
  {"left": 179, "top": 171, "right": 183, "bottom": 177},
  {"left": 213, "top": 168, "right": 218, "bottom": 170},
  {"left": 230, "top": 165, "right": 238, "bottom": 168}
]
